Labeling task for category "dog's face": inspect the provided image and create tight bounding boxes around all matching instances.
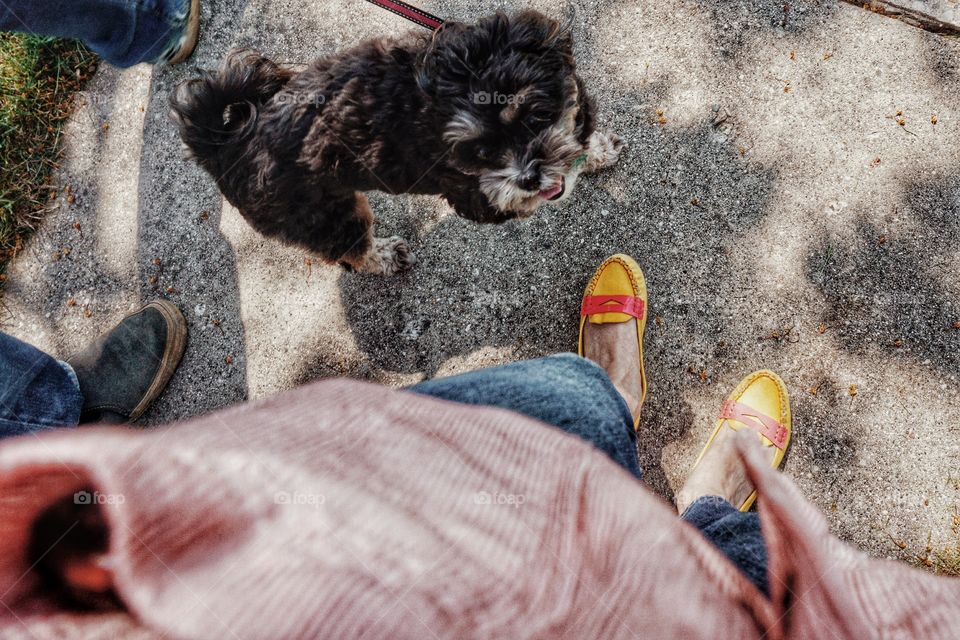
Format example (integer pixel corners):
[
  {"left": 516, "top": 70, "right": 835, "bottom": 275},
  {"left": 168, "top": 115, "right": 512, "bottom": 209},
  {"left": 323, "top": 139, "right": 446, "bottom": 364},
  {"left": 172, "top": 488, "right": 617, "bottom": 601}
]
[{"left": 420, "top": 11, "right": 596, "bottom": 216}]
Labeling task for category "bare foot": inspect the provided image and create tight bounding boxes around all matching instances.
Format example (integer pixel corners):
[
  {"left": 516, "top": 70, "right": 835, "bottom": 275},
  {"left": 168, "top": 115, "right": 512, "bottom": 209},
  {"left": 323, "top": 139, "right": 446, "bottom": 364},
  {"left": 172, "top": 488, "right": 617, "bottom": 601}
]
[
  {"left": 675, "top": 427, "right": 776, "bottom": 513},
  {"left": 582, "top": 318, "right": 643, "bottom": 424}
]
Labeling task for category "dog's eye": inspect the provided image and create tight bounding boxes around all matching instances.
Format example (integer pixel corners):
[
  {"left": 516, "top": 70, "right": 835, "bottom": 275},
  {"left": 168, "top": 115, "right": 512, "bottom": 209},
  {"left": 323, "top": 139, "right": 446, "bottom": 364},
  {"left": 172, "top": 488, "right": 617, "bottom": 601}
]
[
  {"left": 452, "top": 140, "right": 494, "bottom": 170},
  {"left": 527, "top": 111, "right": 554, "bottom": 129}
]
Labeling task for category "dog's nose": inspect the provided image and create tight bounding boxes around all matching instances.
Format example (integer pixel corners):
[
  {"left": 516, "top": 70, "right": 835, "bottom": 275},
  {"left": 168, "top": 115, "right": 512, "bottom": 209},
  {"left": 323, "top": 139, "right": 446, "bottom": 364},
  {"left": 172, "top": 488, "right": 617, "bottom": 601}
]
[{"left": 517, "top": 172, "right": 541, "bottom": 192}]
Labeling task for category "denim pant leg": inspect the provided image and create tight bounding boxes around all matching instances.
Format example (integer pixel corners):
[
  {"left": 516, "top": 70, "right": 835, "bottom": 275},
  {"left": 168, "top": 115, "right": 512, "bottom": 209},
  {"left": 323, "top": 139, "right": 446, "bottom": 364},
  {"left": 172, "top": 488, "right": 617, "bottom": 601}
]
[
  {"left": 409, "top": 353, "right": 641, "bottom": 479},
  {"left": 682, "top": 496, "right": 768, "bottom": 595},
  {"left": 0, "top": 333, "right": 82, "bottom": 438},
  {"left": 0, "top": 0, "right": 190, "bottom": 67},
  {"left": 410, "top": 355, "right": 769, "bottom": 593}
]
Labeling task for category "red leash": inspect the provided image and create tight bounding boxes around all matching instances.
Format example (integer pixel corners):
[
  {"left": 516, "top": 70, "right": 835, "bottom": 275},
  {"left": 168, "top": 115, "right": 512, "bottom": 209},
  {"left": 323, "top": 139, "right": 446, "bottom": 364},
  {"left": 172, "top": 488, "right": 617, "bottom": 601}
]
[{"left": 363, "top": 0, "right": 444, "bottom": 30}]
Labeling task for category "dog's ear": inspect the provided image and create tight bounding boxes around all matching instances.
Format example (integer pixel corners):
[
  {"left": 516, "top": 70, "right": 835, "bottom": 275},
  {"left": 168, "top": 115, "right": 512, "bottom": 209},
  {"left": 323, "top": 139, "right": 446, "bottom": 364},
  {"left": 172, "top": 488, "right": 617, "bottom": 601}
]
[
  {"left": 510, "top": 10, "right": 573, "bottom": 59},
  {"left": 417, "top": 13, "right": 508, "bottom": 96},
  {"left": 418, "top": 11, "right": 571, "bottom": 98}
]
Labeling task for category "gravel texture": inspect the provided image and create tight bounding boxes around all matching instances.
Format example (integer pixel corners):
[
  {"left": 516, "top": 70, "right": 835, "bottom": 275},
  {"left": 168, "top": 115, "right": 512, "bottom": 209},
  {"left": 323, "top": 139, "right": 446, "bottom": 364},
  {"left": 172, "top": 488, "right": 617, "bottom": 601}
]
[{"left": 3, "top": 0, "right": 960, "bottom": 569}]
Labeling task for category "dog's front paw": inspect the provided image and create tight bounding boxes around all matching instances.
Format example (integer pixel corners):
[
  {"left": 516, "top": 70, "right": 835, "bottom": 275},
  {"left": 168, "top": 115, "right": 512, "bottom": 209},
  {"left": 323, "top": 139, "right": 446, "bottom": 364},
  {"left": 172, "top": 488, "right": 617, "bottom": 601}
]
[
  {"left": 583, "top": 131, "right": 625, "bottom": 173},
  {"left": 354, "top": 236, "right": 416, "bottom": 275},
  {"left": 384, "top": 236, "right": 417, "bottom": 273}
]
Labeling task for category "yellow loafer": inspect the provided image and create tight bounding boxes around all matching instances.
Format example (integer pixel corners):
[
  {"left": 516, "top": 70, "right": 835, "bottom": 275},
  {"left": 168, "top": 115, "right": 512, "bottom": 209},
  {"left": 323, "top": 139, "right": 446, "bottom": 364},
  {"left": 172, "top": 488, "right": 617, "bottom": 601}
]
[
  {"left": 693, "top": 370, "right": 792, "bottom": 511},
  {"left": 577, "top": 254, "right": 648, "bottom": 429}
]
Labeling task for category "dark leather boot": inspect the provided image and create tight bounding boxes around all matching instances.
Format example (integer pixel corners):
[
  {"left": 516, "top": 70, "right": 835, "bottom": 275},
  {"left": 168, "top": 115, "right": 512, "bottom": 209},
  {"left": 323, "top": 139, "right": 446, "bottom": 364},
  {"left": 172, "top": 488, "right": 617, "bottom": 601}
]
[{"left": 67, "top": 301, "right": 187, "bottom": 424}]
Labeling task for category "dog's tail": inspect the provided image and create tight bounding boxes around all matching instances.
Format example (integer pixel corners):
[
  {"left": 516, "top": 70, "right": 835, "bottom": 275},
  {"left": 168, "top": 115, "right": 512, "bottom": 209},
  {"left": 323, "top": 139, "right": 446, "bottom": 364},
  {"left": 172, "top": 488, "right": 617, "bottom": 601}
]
[{"left": 169, "top": 49, "right": 292, "bottom": 174}]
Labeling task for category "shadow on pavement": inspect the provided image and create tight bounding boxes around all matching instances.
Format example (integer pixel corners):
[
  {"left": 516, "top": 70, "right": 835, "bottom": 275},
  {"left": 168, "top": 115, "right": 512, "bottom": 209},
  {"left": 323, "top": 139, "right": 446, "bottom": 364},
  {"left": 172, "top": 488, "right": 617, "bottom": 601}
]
[
  {"left": 691, "top": 0, "right": 839, "bottom": 58},
  {"left": 807, "top": 177, "right": 960, "bottom": 380},
  {"left": 135, "top": 0, "right": 254, "bottom": 423}
]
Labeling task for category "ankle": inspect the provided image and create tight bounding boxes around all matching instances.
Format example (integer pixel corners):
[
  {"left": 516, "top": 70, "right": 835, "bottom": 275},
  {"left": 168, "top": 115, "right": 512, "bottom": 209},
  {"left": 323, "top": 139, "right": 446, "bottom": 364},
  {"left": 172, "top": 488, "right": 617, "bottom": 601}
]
[
  {"left": 611, "top": 382, "right": 639, "bottom": 421},
  {"left": 676, "top": 480, "right": 721, "bottom": 514},
  {"left": 676, "top": 437, "right": 750, "bottom": 513}
]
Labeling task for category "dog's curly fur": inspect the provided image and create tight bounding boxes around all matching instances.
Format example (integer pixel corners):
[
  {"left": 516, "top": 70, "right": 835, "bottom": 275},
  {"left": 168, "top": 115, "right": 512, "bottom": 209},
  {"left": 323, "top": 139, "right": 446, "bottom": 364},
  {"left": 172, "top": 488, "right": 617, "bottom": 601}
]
[{"left": 170, "top": 10, "right": 623, "bottom": 275}]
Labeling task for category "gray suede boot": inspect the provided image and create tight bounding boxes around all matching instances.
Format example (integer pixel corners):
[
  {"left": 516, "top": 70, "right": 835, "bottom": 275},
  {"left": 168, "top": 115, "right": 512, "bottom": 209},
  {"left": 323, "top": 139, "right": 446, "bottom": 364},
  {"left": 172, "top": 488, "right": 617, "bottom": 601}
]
[{"left": 67, "top": 301, "right": 187, "bottom": 424}]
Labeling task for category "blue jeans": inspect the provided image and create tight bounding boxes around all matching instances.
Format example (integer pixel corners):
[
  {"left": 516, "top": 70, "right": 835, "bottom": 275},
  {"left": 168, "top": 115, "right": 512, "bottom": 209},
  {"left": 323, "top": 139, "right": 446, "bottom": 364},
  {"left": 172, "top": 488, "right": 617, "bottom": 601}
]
[
  {"left": 411, "top": 353, "right": 769, "bottom": 595},
  {"left": 0, "top": 333, "right": 82, "bottom": 437},
  {"left": 0, "top": 0, "right": 190, "bottom": 67}
]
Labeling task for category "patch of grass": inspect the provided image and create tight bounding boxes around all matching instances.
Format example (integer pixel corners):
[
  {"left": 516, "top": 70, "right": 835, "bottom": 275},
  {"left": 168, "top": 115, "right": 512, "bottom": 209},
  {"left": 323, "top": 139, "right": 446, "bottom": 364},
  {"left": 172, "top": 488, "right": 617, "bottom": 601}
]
[
  {"left": 934, "top": 484, "right": 960, "bottom": 576},
  {"left": 930, "top": 544, "right": 960, "bottom": 575},
  {"left": 0, "top": 33, "right": 97, "bottom": 281},
  {"left": 912, "top": 533, "right": 960, "bottom": 577},
  {"left": 909, "top": 488, "right": 960, "bottom": 577},
  {"left": 887, "top": 478, "right": 960, "bottom": 577}
]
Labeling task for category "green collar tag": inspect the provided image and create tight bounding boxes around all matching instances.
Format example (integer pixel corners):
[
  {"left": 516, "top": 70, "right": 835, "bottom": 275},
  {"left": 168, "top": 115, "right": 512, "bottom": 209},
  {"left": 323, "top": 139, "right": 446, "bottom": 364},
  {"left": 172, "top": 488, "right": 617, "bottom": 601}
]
[{"left": 572, "top": 153, "right": 588, "bottom": 171}]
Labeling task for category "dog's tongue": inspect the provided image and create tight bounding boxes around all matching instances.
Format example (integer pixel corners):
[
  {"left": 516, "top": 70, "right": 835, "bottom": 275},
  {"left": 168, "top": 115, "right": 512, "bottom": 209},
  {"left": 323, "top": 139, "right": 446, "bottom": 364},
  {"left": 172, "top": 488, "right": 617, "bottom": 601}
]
[{"left": 539, "top": 179, "right": 564, "bottom": 200}]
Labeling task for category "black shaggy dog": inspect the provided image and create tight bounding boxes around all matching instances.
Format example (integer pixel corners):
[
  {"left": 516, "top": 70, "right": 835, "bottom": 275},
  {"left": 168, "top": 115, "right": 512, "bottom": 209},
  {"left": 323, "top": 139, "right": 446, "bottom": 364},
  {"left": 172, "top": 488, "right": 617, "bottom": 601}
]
[{"left": 170, "top": 10, "right": 623, "bottom": 275}]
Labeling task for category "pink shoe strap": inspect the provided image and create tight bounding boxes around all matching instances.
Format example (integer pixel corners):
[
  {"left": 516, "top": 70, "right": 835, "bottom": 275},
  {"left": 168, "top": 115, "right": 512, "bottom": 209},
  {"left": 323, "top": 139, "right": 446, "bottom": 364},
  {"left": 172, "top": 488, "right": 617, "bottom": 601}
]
[
  {"left": 719, "top": 400, "right": 788, "bottom": 449},
  {"left": 580, "top": 295, "right": 645, "bottom": 319}
]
